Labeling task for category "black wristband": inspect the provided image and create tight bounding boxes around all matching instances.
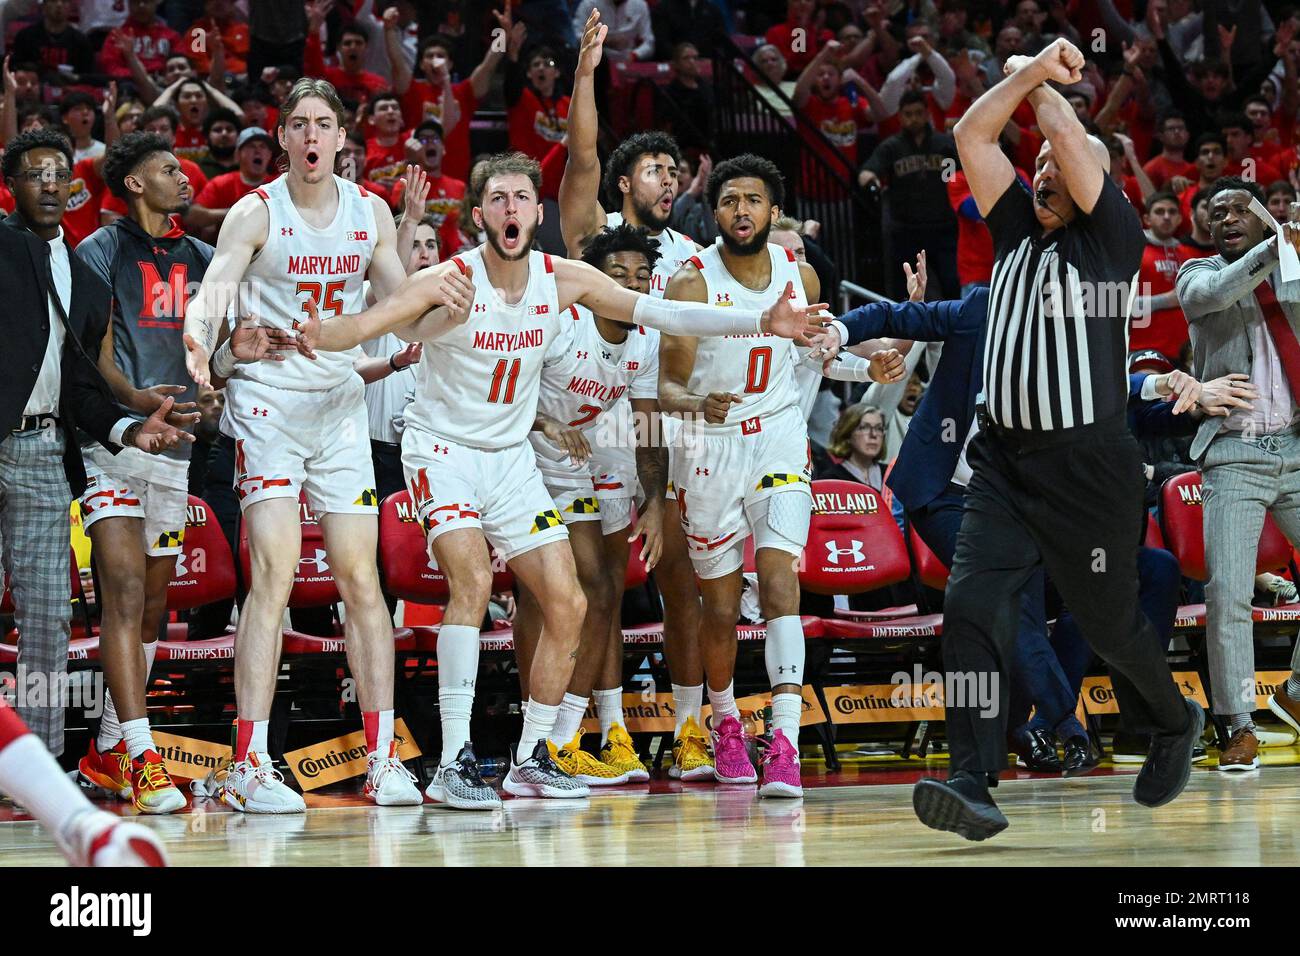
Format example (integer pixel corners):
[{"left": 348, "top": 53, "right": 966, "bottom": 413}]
[{"left": 390, "top": 352, "right": 401, "bottom": 372}]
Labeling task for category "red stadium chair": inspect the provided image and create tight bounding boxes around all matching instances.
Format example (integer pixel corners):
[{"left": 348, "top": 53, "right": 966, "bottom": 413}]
[
  {"left": 377, "top": 491, "right": 514, "bottom": 604},
  {"left": 798, "top": 480, "right": 942, "bottom": 640},
  {"left": 1159, "top": 472, "right": 1300, "bottom": 630},
  {"left": 156, "top": 495, "right": 240, "bottom": 658},
  {"left": 909, "top": 522, "right": 950, "bottom": 592},
  {"left": 1143, "top": 512, "right": 1166, "bottom": 550}
]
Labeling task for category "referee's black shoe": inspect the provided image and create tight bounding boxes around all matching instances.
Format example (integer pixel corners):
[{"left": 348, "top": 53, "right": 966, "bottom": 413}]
[
  {"left": 1133, "top": 698, "right": 1205, "bottom": 808},
  {"left": 913, "top": 772, "right": 1009, "bottom": 841}
]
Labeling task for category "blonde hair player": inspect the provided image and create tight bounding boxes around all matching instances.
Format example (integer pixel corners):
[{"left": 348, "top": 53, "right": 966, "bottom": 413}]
[
  {"left": 180, "top": 78, "right": 421, "bottom": 813},
  {"left": 292, "top": 151, "right": 824, "bottom": 805}
]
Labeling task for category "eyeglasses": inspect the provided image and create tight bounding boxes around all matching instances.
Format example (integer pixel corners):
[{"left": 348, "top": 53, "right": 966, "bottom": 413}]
[
  {"left": 855, "top": 423, "right": 885, "bottom": 435},
  {"left": 17, "top": 169, "right": 71, "bottom": 185}
]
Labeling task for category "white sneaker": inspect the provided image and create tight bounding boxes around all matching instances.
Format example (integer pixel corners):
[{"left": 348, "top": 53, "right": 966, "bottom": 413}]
[
  {"left": 503, "top": 740, "right": 590, "bottom": 799},
  {"left": 426, "top": 743, "right": 502, "bottom": 810},
  {"left": 364, "top": 742, "right": 423, "bottom": 806},
  {"left": 220, "top": 752, "right": 306, "bottom": 814},
  {"left": 59, "top": 809, "right": 168, "bottom": 866},
  {"left": 1260, "top": 573, "right": 1298, "bottom": 605}
]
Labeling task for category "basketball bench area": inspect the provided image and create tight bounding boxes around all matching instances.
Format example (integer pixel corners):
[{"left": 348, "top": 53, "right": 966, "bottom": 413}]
[{"left": 1, "top": 476, "right": 1297, "bottom": 778}]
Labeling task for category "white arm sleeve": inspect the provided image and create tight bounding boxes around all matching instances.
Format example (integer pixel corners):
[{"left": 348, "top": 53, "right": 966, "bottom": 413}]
[
  {"left": 796, "top": 346, "right": 876, "bottom": 382},
  {"left": 632, "top": 294, "right": 765, "bottom": 336}
]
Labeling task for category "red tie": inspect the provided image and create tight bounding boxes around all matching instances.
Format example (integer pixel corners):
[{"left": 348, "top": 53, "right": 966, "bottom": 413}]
[{"left": 1254, "top": 280, "right": 1300, "bottom": 402}]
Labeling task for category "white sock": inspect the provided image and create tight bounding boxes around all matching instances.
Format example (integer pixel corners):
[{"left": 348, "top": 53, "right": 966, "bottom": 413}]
[
  {"left": 437, "top": 624, "right": 480, "bottom": 766},
  {"left": 707, "top": 681, "right": 740, "bottom": 727},
  {"left": 247, "top": 719, "right": 269, "bottom": 756},
  {"left": 593, "top": 687, "right": 623, "bottom": 744},
  {"left": 97, "top": 640, "right": 158, "bottom": 752},
  {"left": 770, "top": 692, "right": 802, "bottom": 745},
  {"left": 764, "top": 614, "right": 806, "bottom": 688},
  {"left": 0, "top": 733, "right": 93, "bottom": 838},
  {"left": 518, "top": 698, "right": 558, "bottom": 761},
  {"left": 672, "top": 683, "right": 702, "bottom": 736},
  {"left": 120, "top": 718, "right": 155, "bottom": 760},
  {"left": 551, "top": 693, "right": 588, "bottom": 744}
]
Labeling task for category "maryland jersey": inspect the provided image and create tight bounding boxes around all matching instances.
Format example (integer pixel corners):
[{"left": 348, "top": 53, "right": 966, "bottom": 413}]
[
  {"left": 405, "top": 246, "right": 567, "bottom": 449},
  {"left": 533, "top": 305, "right": 660, "bottom": 443},
  {"left": 682, "top": 243, "right": 806, "bottom": 431},
  {"left": 238, "top": 174, "right": 378, "bottom": 390},
  {"left": 606, "top": 211, "right": 696, "bottom": 299}
]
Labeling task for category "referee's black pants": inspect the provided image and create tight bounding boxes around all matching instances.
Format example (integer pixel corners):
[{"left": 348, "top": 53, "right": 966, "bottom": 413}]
[{"left": 941, "top": 414, "right": 1189, "bottom": 774}]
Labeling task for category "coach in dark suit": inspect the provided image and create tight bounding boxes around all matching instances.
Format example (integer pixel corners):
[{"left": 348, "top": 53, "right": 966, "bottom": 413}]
[{"left": 0, "top": 128, "right": 186, "bottom": 754}]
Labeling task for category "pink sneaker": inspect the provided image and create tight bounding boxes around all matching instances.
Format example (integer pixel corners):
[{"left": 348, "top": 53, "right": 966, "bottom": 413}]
[
  {"left": 760, "top": 730, "right": 803, "bottom": 798},
  {"left": 712, "top": 715, "right": 757, "bottom": 784}
]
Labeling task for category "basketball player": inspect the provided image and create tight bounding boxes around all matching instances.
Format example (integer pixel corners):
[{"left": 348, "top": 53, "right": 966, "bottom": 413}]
[
  {"left": 294, "top": 151, "right": 823, "bottom": 806},
  {"left": 0, "top": 703, "right": 166, "bottom": 865},
  {"left": 181, "top": 78, "right": 421, "bottom": 812},
  {"left": 74, "top": 132, "right": 216, "bottom": 815},
  {"left": 513, "top": 223, "right": 670, "bottom": 785},
  {"left": 559, "top": 11, "right": 714, "bottom": 777},
  {"left": 660, "top": 154, "right": 902, "bottom": 797}
]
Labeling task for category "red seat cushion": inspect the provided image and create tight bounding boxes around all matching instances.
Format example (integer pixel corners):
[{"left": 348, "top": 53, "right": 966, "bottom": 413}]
[
  {"left": 834, "top": 604, "right": 920, "bottom": 620},
  {"left": 0, "top": 636, "right": 100, "bottom": 664},
  {"left": 239, "top": 495, "right": 340, "bottom": 607},
  {"left": 1160, "top": 473, "right": 1292, "bottom": 581},
  {"left": 908, "top": 524, "right": 949, "bottom": 590},
  {"left": 822, "top": 613, "right": 944, "bottom": 640},
  {"left": 378, "top": 491, "right": 514, "bottom": 602},
  {"left": 167, "top": 496, "right": 237, "bottom": 611},
  {"left": 800, "top": 480, "right": 912, "bottom": 596},
  {"left": 282, "top": 627, "right": 414, "bottom": 655}
]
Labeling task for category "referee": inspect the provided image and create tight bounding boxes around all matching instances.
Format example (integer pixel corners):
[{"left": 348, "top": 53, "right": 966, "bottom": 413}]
[{"left": 911, "top": 39, "right": 1203, "bottom": 840}]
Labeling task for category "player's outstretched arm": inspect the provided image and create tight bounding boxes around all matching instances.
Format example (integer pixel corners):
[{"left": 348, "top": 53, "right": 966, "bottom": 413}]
[
  {"left": 558, "top": 9, "right": 611, "bottom": 256},
  {"left": 298, "top": 261, "right": 476, "bottom": 352},
  {"left": 555, "top": 258, "right": 825, "bottom": 338},
  {"left": 183, "top": 193, "right": 267, "bottom": 387},
  {"left": 656, "top": 267, "right": 742, "bottom": 423}
]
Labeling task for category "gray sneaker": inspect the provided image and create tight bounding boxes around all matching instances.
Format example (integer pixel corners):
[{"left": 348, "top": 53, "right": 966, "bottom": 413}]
[
  {"left": 503, "top": 740, "right": 591, "bottom": 799},
  {"left": 425, "top": 744, "right": 502, "bottom": 810}
]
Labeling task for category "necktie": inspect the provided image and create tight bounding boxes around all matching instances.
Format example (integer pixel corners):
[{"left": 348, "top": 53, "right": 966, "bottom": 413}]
[{"left": 1254, "top": 279, "right": 1300, "bottom": 402}]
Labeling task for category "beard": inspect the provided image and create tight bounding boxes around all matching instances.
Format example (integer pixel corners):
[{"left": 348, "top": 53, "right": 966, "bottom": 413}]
[
  {"left": 719, "top": 217, "right": 772, "bottom": 256},
  {"left": 483, "top": 218, "right": 536, "bottom": 261},
  {"left": 630, "top": 191, "right": 672, "bottom": 230},
  {"left": 210, "top": 144, "right": 235, "bottom": 161}
]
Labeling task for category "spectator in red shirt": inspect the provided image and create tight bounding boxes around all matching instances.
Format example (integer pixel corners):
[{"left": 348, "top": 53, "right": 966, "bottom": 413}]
[
  {"left": 1221, "top": 112, "right": 1284, "bottom": 186},
  {"left": 1130, "top": 191, "right": 1191, "bottom": 363},
  {"left": 947, "top": 165, "right": 1032, "bottom": 294},
  {"left": 1142, "top": 111, "right": 1194, "bottom": 192},
  {"left": 1244, "top": 94, "right": 1296, "bottom": 170},
  {"left": 1178, "top": 133, "right": 1228, "bottom": 231},
  {"left": 792, "top": 41, "right": 881, "bottom": 174},
  {"left": 387, "top": 119, "right": 465, "bottom": 258},
  {"left": 61, "top": 153, "right": 113, "bottom": 248},
  {"left": 304, "top": 2, "right": 388, "bottom": 106},
  {"left": 338, "top": 129, "right": 392, "bottom": 206},
  {"left": 188, "top": 127, "right": 276, "bottom": 241},
  {"left": 363, "top": 90, "right": 411, "bottom": 190},
  {"left": 391, "top": 21, "right": 508, "bottom": 184},
  {"left": 504, "top": 41, "right": 570, "bottom": 187},
  {"left": 1266, "top": 180, "right": 1297, "bottom": 224},
  {"left": 99, "top": 0, "right": 182, "bottom": 78},
  {"left": 186, "top": 0, "right": 250, "bottom": 77},
  {"left": 764, "top": 0, "right": 832, "bottom": 79}
]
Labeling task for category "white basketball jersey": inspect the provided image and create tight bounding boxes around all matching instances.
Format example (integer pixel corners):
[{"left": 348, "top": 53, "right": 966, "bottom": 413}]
[
  {"left": 684, "top": 243, "right": 805, "bottom": 431},
  {"left": 238, "top": 175, "right": 378, "bottom": 390},
  {"left": 405, "top": 246, "right": 566, "bottom": 449},
  {"left": 605, "top": 211, "right": 696, "bottom": 299},
  {"left": 532, "top": 305, "right": 659, "bottom": 456}
]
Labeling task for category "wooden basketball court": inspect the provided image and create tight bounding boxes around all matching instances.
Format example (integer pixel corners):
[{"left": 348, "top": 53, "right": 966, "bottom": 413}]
[{"left": 3, "top": 750, "right": 1297, "bottom": 867}]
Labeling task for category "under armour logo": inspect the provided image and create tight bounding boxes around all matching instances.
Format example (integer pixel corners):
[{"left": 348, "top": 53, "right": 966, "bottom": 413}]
[
  {"left": 252, "top": 407, "right": 269, "bottom": 417},
  {"left": 431, "top": 444, "right": 449, "bottom": 455},
  {"left": 600, "top": 350, "right": 612, "bottom": 360},
  {"left": 576, "top": 350, "right": 589, "bottom": 359},
  {"left": 473, "top": 304, "right": 488, "bottom": 312},
  {"left": 281, "top": 227, "right": 293, "bottom": 236},
  {"left": 298, "top": 548, "right": 330, "bottom": 574},
  {"left": 461, "top": 678, "right": 474, "bottom": 687},
  {"left": 825, "top": 539, "right": 866, "bottom": 565},
  {"left": 777, "top": 665, "right": 798, "bottom": 674},
  {"left": 695, "top": 467, "right": 709, "bottom": 476}
]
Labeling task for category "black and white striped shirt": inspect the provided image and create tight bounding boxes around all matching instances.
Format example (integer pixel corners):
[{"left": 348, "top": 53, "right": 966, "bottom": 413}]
[{"left": 982, "top": 177, "right": 1144, "bottom": 431}]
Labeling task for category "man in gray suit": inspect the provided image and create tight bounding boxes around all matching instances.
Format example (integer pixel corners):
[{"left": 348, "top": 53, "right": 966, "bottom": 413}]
[{"left": 1177, "top": 175, "right": 1300, "bottom": 770}]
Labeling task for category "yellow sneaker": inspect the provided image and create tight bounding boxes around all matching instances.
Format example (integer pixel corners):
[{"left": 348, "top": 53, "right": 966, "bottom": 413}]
[
  {"left": 671, "top": 716, "right": 716, "bottom": 781},
  {"left": 130, "top": 750, "right": 187, "bottom": 814},
  {"left": 548, "top": 733, "right": 631, "bottom": 785},
  {"left": 600, "top": 724, "right": 650, "bottom": 782}
]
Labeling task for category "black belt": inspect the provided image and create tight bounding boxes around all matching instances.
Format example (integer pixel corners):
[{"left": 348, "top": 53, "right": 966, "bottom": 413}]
[
  {"left": 11, "top": 413, "right": 59, "bottom": 434},
  {"left": 981, "top": 410, "right": 1127, "bottom": 450}
]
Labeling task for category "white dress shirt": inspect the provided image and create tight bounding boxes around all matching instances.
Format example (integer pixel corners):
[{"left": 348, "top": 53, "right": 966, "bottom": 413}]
[{"left": 22, "top": 228, "right": 71, "bottom": 416}]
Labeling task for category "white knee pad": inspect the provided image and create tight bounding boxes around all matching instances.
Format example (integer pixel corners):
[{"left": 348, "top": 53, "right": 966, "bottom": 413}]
[
  {"left": 690, "top": 534, "right": 746, "bottom": 580},
  {"left": 599, "top": 497, "right": 633, "bottom": 535},
  {"left": 749, "top": 490, "right": 812, "bottom": 556},
  {"left": 765, "top": 614, "right": 807, "bottom": 688}
]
